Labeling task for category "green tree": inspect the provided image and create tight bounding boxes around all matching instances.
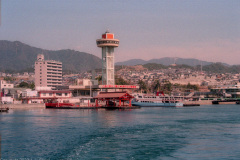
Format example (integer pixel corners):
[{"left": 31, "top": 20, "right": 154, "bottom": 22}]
[
  {"left": 4, "top": 77, "right": 16, "bottom": 81},
  {"left": 29, "top": 82, "right": 35, "bottom": 89},
  {"left": 163, "top": 82, "right": 173, "bottom": 94},
  {"left": 18, "top": 82, "right": 29, "bottom": 88},
  {"left": 115, "top": 76, "right": 129, "bottom": 85},
  {"left": 95, "top": 76, "right": 102, "bottom": 85},
  {"left": 138, "top": 80, "right": 148, "bottom": 93},
  {"left": 151, "top": 80, "right": 161, "bottom": 92},
  {"left": 186, "top": 83, "right": 199, "bottom": 91}
]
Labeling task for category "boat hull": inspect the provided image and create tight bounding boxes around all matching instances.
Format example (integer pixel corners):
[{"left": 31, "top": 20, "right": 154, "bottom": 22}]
[
  {"left": 46, "top": 106, "right": 100, "bottom": 109},
  {"left": 132, "top": 102, "right": 183, "bottom": 107}
]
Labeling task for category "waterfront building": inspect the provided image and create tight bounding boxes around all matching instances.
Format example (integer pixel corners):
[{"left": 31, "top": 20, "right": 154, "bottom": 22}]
[
  {"left": 211, "top": 83, "right": 240, "bottom": 98},
  {"left": 35, "top": 54, "right": 62, "bottom": 88},
  {"left": 21, "top": 90, "right": 72, "bottom": 104},
  {"left": 96, "top": 30, "right": 119, "bottom": 85},
  {"left": 0, "top": 80, "right": 14, "bottom": 89}
]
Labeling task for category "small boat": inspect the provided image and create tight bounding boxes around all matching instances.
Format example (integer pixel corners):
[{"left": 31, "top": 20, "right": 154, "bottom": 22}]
[
  {"left": 0, "top": 107, "right": 9, "bottom": 112},
  {"left": 132, "top": 94, "right": 183, "bottom": 107},
  {"left": 236, "top": 101, "right": 240, "bottom": 105}
]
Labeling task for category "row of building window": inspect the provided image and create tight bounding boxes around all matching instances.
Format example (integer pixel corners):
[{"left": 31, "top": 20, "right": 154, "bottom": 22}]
[
  {"left": 47, "top": 62, "right": 62, "bottom": 66},
  {"left": 42, "top": 93, "right": 68, "bottom": 96},
  {"left": 36, "top": 62, "right": 45, "bottom": 64},
  {"left": 47, "top": 79, "right": 62, "bottom": 81},
  {"left": 47, "top": 75, "right": 62, "bottom": 78},
  {"left": 47, "top": 82, "right": 62, "bottom": 84},
  {"left": 47, "top": 65, "right": 62, "bottom": 69},
  {"left": 47, "top": 69, "right": 62, "bottom": 72},
  {"left": 97, "top": 41, "right": 119, "bottom": 45},
  {"left": 47, "top": 72, "right": 62, "bottom": 75}
]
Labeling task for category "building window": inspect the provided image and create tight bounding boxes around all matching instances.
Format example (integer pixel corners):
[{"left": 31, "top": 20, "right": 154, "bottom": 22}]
[
  {"left": 40, "top": 69, "right": 42, "bottom": 71},
  {"left": 42, "top": 93, "right": 46, "bottom": 96},
  {"left": 40, "top": 72, "right": 42, "bottom": 74},
  {"left": 56, "top": 93, "right": 62, "bottom": 96},
  {"left": 49, "top": 93, "right": 52, "bottom": 96},
  {"left": 40, "top": 79, "right": 42, "bottom": 81},
  {"left": 65, "top": 93, "right": 68, "bottom": 96}
]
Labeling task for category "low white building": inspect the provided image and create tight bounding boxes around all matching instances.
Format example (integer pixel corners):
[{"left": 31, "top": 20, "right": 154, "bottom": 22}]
[
  {"left": 21, "top": 90, "right": 73, "bottom": 104},
  {"left": 0, "top": 80, "right": 14, "bottom": 89}
]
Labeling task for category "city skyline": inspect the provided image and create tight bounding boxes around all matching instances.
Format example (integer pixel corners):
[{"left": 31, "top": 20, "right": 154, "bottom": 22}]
[{"left": 0, "top": 0, "right": 239, "bottom": 64}]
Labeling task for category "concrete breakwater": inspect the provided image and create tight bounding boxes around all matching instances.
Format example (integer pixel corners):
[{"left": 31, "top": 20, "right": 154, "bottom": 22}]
[{"left": 0, "top": 103, "right": 45, "bottom": 109}]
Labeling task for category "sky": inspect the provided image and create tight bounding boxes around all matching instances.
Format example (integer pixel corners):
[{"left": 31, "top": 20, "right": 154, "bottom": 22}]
[{"left": 0, "top": 0, "right": 240, "bottom": 64}]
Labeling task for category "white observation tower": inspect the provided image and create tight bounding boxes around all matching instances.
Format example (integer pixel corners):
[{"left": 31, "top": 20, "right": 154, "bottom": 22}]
[{"left": 96, "top": 30, "right": 119, "bottom": 85}]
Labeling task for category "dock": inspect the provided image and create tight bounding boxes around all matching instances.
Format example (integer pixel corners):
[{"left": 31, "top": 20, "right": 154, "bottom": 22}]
[
  {"left": 46, "top": 105, "right": 140, "bottom": 110},
  {"left": 212, "top": 99, "right": 240, "bottom": 105},
  {"left": 46, "top": 106, "right": 102, "bottom": 109},
  {"left": 183, "top": 104, "right": 200, "bottom": 107},
  {"left": 102, "top": 106, "right": 141, "bottom": 110}
]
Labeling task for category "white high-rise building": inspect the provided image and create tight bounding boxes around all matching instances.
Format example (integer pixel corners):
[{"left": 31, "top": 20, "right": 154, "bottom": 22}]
[{"left": 35, "top": 54, "right": 62, "bottom": 88}]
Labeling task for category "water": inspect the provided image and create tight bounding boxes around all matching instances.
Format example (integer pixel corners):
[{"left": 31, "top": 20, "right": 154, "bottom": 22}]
[{"left": 1, "top": 105, "right": 240, "bottom": 159}]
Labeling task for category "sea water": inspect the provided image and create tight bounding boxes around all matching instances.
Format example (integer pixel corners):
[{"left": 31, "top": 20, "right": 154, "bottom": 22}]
[{"left": 1, "top": 105, "right": 240, "bottom": 160}]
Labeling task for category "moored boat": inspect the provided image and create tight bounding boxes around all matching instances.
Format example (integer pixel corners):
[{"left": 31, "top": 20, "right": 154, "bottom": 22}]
[
  {"left": 132, "top": 94, "right": 183, "bottom": 107},
  {"left": 0, "top": 106, "right": 9, "bottom": 112}
]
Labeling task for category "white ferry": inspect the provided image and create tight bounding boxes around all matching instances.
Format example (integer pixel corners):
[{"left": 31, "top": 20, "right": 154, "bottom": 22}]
[{"left": 132, "top": 94, "right": 183, "bottom": 107}]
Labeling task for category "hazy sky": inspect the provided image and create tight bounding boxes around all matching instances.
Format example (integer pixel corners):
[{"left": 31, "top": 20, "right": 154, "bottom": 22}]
[{"left": 1, "top": 0, "right": 240, "bottom": 64}]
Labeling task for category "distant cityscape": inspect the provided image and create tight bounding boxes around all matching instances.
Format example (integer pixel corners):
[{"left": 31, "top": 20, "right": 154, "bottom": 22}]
[{"left": 0, "top": 33, "right": 240, "bottom": 106}]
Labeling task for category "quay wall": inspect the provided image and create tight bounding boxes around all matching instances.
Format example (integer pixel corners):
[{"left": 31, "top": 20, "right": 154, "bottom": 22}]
[
  {"left": 0, "top": 103, "right": 45, "bottom": 109},
  {"left": 183, "top": 100, "right": 213, "bottom": 105},
  {"left": 218, "top": 102, "right": 236, "bottom": 105}
]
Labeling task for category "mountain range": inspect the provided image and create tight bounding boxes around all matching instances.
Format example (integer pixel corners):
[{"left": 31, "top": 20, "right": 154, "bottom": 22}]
[
  {"left": 115, "top": 58, "right": 228, "bottom": 66},
  {"left": 0, "top": 40, "right": 237, "bottom": 74},
  {"left": 0, "top": 40, "right": 102, "bottom": 73}
]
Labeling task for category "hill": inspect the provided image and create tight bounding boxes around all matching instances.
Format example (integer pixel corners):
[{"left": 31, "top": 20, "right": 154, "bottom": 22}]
[
  {"left": 202, "top": 63, "right": 240, "bottom": 73},
  {"left": 116, "top": 57, "right": 222, "bottom": 66},
  {"left": 117, "top": 63, "right": 240, "bottom": 74},
  {"left": 0, "top": 40, "right": 102, "bottom": 73}
]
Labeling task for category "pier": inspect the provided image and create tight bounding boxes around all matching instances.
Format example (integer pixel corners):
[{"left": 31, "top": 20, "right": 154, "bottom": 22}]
[
  {"left": 94, "top": 92, "right": 134, "bottom": 109},
  {"left": 212, "top": 98, "right": 240, "bottom": 105}
]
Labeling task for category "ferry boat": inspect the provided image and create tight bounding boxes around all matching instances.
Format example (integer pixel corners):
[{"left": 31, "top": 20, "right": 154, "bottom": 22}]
[{"left": 132, "top": 94, "right": 183, "bottom": 107}]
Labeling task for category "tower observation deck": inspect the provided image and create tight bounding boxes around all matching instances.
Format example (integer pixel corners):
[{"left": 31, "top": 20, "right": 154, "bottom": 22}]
[{"left": 96, "top": 30, "right": 119, "bottom": 85}]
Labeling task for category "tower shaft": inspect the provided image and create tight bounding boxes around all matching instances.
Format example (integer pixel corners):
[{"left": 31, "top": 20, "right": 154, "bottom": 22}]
[{"left": 102, "top": 47, "right": 115, "bottom": 85}]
